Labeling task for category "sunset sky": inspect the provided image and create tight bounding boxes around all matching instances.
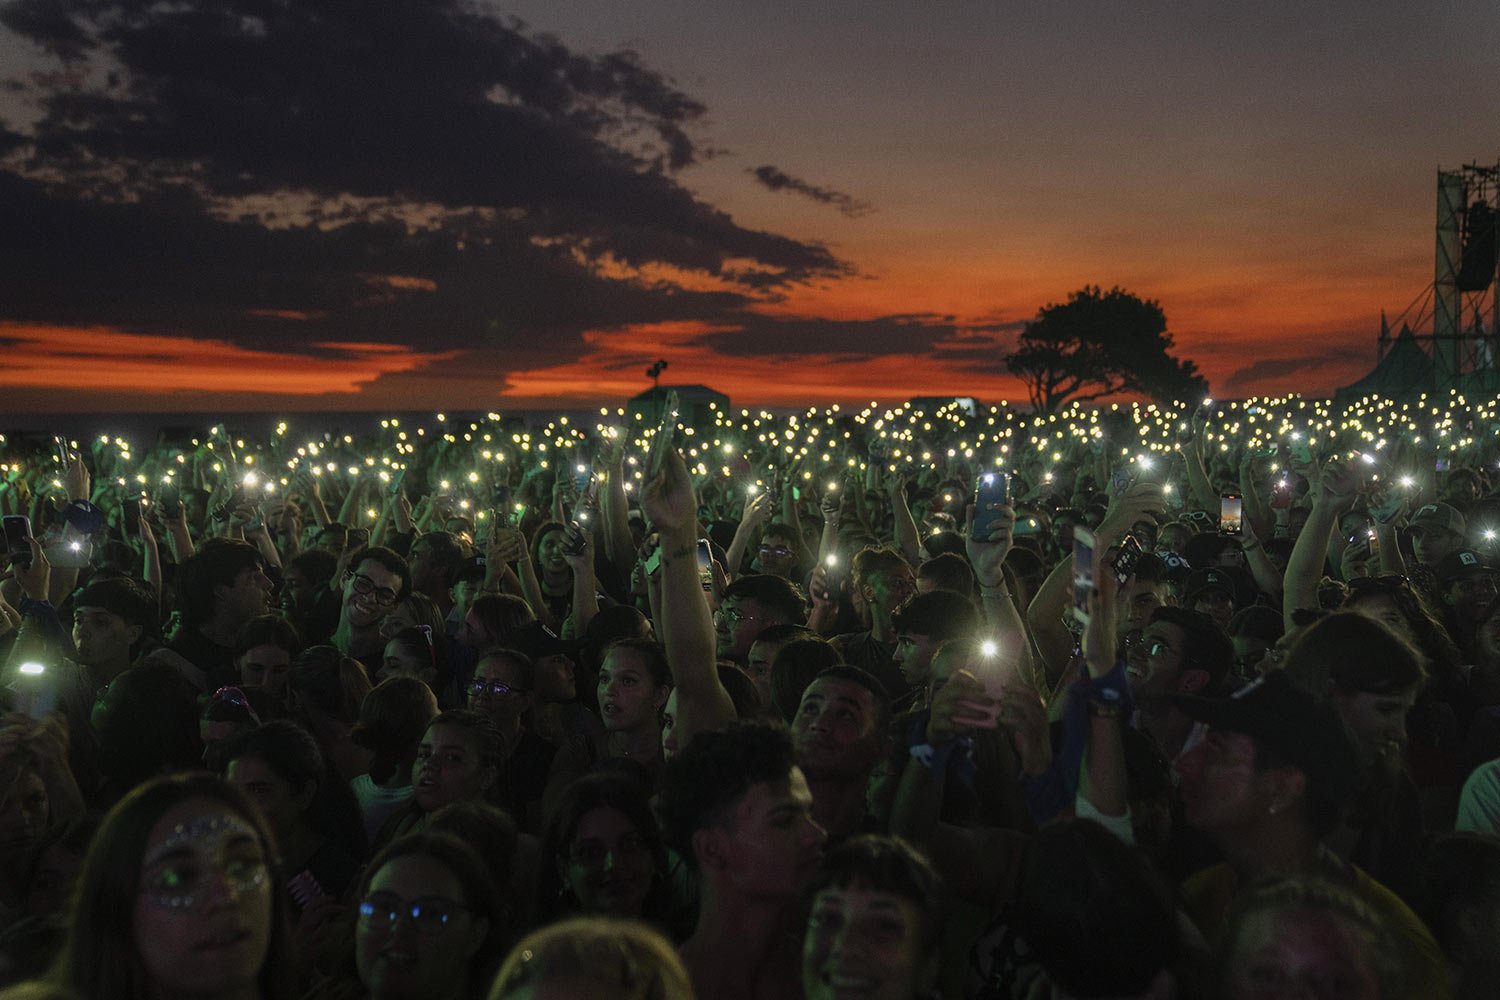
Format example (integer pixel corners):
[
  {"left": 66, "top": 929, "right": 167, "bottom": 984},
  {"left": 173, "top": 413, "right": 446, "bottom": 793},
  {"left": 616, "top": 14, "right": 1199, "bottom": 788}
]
[{"left": 1, "top": 1, "right": 1497, "bottom": 412}]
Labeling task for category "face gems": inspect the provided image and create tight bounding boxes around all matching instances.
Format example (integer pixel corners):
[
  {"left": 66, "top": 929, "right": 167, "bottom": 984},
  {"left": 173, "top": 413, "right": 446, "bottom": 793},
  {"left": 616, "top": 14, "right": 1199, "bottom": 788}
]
[{"left": 140, "top": 814, "right": 269, "bottom": 911}]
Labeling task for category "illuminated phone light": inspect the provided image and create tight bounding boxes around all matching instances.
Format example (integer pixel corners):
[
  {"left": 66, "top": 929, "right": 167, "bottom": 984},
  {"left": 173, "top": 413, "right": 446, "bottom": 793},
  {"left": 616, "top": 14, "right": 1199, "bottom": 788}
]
[
  {"left": 18, "top": 662, "right": 44, "bottom": 676},
  {"left": 979, "top": 640, "right": 999, "bottom": 658}
]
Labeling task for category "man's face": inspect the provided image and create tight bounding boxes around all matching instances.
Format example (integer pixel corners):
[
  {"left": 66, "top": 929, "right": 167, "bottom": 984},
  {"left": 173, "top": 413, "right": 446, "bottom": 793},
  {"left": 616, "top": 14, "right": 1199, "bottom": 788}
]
[
  {"left": 342, "top": 559, "right": 402, "bottom": 630},
  {"left": 1445, "top": 572, "right": 1497, "bottom": 624},
  {"left": 756, "top": 534, "right": 797, "bottom": 579},
  {"left": 468, "top": 654, "right": 530, "bottom": 729},
  {"left": 408, "top": 539, "right": 445, "bottom": 594},
  {"left": 1125, "top": 620, "right": 1190, "bottom": 704},
  {"left": 1117, "top": 577, "right": 1169, "bottom": 638},
  {"left": 71, "top": 606, "right": 140, "bottom": 668},
  {"left": 803, "top": 887, "right": 928, "bottom": 1000},
  {"left": 1411, "top": 525, "right": 1462, "bottom": 566},
  {"left": 715, "top": 597, "right": 779, "bottom": 663},
  {"left": 745, "top": 639, "right": 783, "bottom": 707},
  {"left": 792, "top": 677, "right": 885, "bottom": 782},
  {"left": 713, "top": 770, "right": 825, "bottom": 899},
  {"left": 1174, "top": 728, "right": 1275, "bottom": 834},
  {"left": 1192, "top": 588, "right": 1235, "bottom": 630},
  {"left": 450, "top": 578, "right": 480, "bottom": 621},
  {"left": 893, "top": 632, "right": 942, "bottom": 688},
  {"left": 218, "top": 564, "right": 272, "bottom": 626}
]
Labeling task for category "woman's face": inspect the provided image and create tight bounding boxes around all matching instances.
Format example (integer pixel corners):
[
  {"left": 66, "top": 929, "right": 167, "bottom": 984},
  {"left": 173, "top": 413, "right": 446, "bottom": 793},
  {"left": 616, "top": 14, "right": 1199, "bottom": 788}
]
[
  {"left": 380, "top": 602, "right": 420, "bottom": 642},
  {"left": 802, "top": 886, "right": 928, "bottom": 1000},
  {"left": 0, "top": 768, "right": 48, "bottom": 859},
  {"left": 1223, "top": 907, "right": 1380, "bottom": 1000},
  {"left": 537, "top": 530, "right": 570, "bottom": 576},
  {"left": 561, "top": 806, "right": 654, "bottom": 916},
  {"left": 133, "top": 799, "right": 273, "bottom": 999},
  {"left": 356, "top": 854, "right": 487, "bottom": 1000},
  {"left": 237, "top": 643, "right": 292, "bottom": 695},
  {"left": 412, "top": 724, "right": 492, "bottom": 814},
  {"left": 1348, "top": 594, "right": 1416, "bottom": 645},
  {"left": 382, "top": 640, "right": 433, "bottom": 683},
  {"left": 596, "top": 648, "right": 667, "bottom": 735},
  {"left": 1333, "top": 687, "right": 1418, "bottom": 765}
]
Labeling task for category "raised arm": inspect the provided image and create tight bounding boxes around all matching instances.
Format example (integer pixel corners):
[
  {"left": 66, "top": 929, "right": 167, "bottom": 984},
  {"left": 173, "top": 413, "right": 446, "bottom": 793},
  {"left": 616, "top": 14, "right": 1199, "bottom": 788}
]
[
  {"left": 643, "top": 447, "right": 735, "bottom": 745},
  {"left": 1282, "top": 458, "right": 1357, "bottom": 630}
]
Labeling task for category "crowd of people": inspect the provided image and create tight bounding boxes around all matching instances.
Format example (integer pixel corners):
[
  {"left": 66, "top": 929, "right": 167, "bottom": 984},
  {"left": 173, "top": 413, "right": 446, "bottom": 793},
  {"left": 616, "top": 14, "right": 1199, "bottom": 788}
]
[{"left": 0, "top": 389, "right": 1498, "bottom": 998}]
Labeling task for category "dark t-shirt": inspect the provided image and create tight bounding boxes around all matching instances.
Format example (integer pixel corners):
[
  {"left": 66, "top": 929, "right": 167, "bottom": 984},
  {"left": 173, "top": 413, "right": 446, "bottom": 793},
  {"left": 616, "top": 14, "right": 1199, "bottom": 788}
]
[
  {"left": 168, "top": 628, "right": 237, "bottom": 691},
  {"left": 833, "top": 630, "right": 909, "bottom": 701},
  {"left": 497, "top": 729, "right": 559, "bottom": 832}
]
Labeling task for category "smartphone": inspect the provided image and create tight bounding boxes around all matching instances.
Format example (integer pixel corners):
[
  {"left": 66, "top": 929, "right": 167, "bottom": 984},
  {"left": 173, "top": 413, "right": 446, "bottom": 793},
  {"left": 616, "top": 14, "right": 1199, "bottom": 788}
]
[
  {"left": 213, "top": 486, "right": 246, "bottom": 523},
  {"left": 972, "top": 473, "right": 1009, "bottom": 541},
  {"left": 643, "top": 547, "right": 662, "bottom": 575},
  {"left": 9, "top": 662, "right": 59, "bottom": 720},
  {"left": 1071, "top": 527, "right": 1096, "bottom": 627},
  {"left": 563, "top": 520, "right": 588, "bottom": 557},
  {"left": 3, "top": 515, "right": 32, "bottom": 568},
  {"left": 53, "top": 436, "right": 72, "bottom": 469},
  {"left": 1112, "top": 533, "right": 1144, "bottom": 585},
  {"left": 1219, "top": 493, "right": 1244, "bottom": 535},
  {"left": 1271, "top": 479, "right": 1292, "bottom": 510},
  {"left": 696, "top": 539, "right": 714, "bottom": 591},
  {"left": 43, "top": 534, "right": 93, "bottom": 569},
  {"left": 389, "top": 467, "right": 407, "bottom": 496},
  {"left": 1435, "top": 458, "right": 1451, "bottom": 473},
  {"left": 1110, "top": 468, "right": 1132, "bottom": 495},
  {"left": 123, "top": 497, "right": 142, "bottom": 533},
  {"left": 1365, "top": 521, "right": 1381, "bottom": 559},
  {"left": 158, "top": 483, "right": 183, "bottom": 518},
  {"left": 648, "top": 390, "right": 681, "bottom": 478},
  {"left": 572, "top": 466, "right": 590, "bottom": 495},
  {"left": 1289, "top": 439, "right": 1314, "bottom": 467},
  {"left": 347, "top": 527, "right": 370, "bottom": 551}
]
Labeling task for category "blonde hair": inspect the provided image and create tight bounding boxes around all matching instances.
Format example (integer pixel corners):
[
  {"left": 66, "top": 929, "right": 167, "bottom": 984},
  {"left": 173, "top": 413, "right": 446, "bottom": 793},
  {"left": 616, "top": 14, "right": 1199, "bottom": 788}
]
[{"left": 489, "top": 917, "right": 692, "bottom": 1000}]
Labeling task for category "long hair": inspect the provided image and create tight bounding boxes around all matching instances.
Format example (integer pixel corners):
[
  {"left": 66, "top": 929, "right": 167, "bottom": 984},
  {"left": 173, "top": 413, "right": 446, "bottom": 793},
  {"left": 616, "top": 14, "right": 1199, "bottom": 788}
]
[
  {"left": 538, "top": 772, "right": 669, "bottom": 924},
  {"left": 47, "top": 773, "right": 292, "bottom": 999}
]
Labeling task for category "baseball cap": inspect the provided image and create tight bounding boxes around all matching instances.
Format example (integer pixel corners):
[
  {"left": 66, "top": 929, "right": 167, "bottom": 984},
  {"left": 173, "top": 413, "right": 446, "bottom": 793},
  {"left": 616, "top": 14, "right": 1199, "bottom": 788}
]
[
  {"left": 511, "top": 621, "right": 585, "bottom": 661},
  {"left": 1410, "top": 502, "right": 1466, "bottom": 538},
  {"left": 1437, "top": 549, "right": 1492, "bottom": 586},
  {"left": 1184, "top": 566, "right": 1254, "bottom": 607},
  {"left": 1171, "top": 671, "right": 1359, "bottom": 808}
]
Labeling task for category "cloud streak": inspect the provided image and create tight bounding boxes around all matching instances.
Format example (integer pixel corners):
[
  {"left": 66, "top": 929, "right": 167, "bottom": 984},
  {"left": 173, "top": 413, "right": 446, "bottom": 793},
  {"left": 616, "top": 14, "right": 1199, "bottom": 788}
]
[{"left": 749, "top": 165, "right": 875, "bottom": 218}]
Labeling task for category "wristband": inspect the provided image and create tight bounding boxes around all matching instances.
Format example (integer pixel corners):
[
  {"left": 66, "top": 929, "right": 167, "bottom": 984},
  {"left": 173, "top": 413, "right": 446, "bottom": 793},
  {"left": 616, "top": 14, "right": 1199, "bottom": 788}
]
[
  {"left": 17, "top": 597, "right": 54, "bottom": 616},
  {"left": 979, "top": 583, "right": 1008, "bottom": 599}
]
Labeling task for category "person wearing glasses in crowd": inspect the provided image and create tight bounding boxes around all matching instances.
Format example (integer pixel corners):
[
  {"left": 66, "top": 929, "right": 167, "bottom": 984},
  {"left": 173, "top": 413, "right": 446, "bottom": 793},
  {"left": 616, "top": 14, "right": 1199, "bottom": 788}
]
[
  {"left": 1124, "top": 606, "right": 1234, "bottom": 760},
  {"left": 331, "top": 547, "right": 410, "bottom": 677},
  {"left": 466, "top": 646, "right": 556, "bottom": 833},
  {"left": 714, "top": 574, "right": 808, "bottom": 668},
  {"left": 306, "top": 833, "right": 503, "bottom": 1000}
]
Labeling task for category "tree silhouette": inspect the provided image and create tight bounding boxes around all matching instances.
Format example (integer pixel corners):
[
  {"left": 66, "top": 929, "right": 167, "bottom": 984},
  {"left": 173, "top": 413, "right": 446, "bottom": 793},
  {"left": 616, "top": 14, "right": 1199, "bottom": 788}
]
[{"left": 1006, "top": 286, "right": 1206, "bottom": 412}]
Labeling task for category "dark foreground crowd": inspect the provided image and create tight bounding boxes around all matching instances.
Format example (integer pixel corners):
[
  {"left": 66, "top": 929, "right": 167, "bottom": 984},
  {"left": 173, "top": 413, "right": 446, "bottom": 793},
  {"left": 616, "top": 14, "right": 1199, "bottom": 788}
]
[{"left": 1, "top": 394, "right": 1499, "bottom": 999}]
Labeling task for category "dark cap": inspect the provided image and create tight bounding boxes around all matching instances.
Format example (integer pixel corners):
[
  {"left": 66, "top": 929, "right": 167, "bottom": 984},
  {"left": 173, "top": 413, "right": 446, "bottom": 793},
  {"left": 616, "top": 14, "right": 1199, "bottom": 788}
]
[
  {"left": 1171, "top": 671, "right": 1359, "bottom": 808},
  {"left": 1437, "top": 549, "right": 1491, "bottom": 585},
  {"left": 62, "top": 499, "right": 105, "bottom": 536},
  {"left": 511, "top": 621, "right": 584, "bottom": 661},
  {"left": 1184, "top": 566, "right": 1253, "bottom": 607},
  {"left": 454, "top": 555, "right": 487, "bottom": 585},
  {"left": 1410, "top": 502, "right": 1466, "bottom": 538}
]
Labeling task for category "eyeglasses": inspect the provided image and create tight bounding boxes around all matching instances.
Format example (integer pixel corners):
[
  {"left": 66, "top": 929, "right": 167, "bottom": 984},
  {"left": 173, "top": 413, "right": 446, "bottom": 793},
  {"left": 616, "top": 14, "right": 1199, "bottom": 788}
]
[
  {"left": 758, "top": 545, "right": 792, "bottom": 557},
  {"left": 212, "top": 686, "right": 262, "bottom": 726},
  {"left": 714, "top": 606, "right": 765, "bottom": 626},
  {"left": 1145, "top": 638, "right": 1173, "bottom": 657},
  {"left": 347, "top": 571, "right": 399, "bottom": 607},
  {"left": 470, "top": 677, "right": 526, "bottom": 698},
  {"left": 358, "top": 893, "right": 468, "bottom": 933}
]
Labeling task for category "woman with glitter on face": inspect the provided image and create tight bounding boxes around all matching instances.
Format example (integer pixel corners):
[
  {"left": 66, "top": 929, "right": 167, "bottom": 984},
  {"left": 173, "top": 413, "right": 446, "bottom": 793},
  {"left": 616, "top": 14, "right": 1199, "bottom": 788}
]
[{"left": 29, "top": 772, "right": 291, "bottom": 999}]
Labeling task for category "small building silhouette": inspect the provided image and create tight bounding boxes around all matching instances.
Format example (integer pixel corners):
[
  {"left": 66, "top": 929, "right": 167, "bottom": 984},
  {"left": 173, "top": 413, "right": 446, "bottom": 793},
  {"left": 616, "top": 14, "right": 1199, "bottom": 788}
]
[{"left": 627, "top": 385, "right": 730, "bottom": 428}]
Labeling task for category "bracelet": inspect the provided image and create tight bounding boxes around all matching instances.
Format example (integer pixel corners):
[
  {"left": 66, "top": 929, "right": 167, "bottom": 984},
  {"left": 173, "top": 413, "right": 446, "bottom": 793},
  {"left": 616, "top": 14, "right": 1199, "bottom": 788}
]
[
  {"left": 1087, "top": 699, "right": 1126, "bottom": 719},
  {"left": 979, "top": 583, "right": 1009, "bottom": 599}
]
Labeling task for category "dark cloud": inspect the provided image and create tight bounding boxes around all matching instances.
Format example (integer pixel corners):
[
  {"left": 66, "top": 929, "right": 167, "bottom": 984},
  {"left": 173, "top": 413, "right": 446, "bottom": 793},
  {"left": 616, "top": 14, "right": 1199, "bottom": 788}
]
[
  {"left": 0, "top": 0, "right": 851, "bottom": 358},
  {"left": 749, "top": 165, "right": 875, "bottom": 218}
]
